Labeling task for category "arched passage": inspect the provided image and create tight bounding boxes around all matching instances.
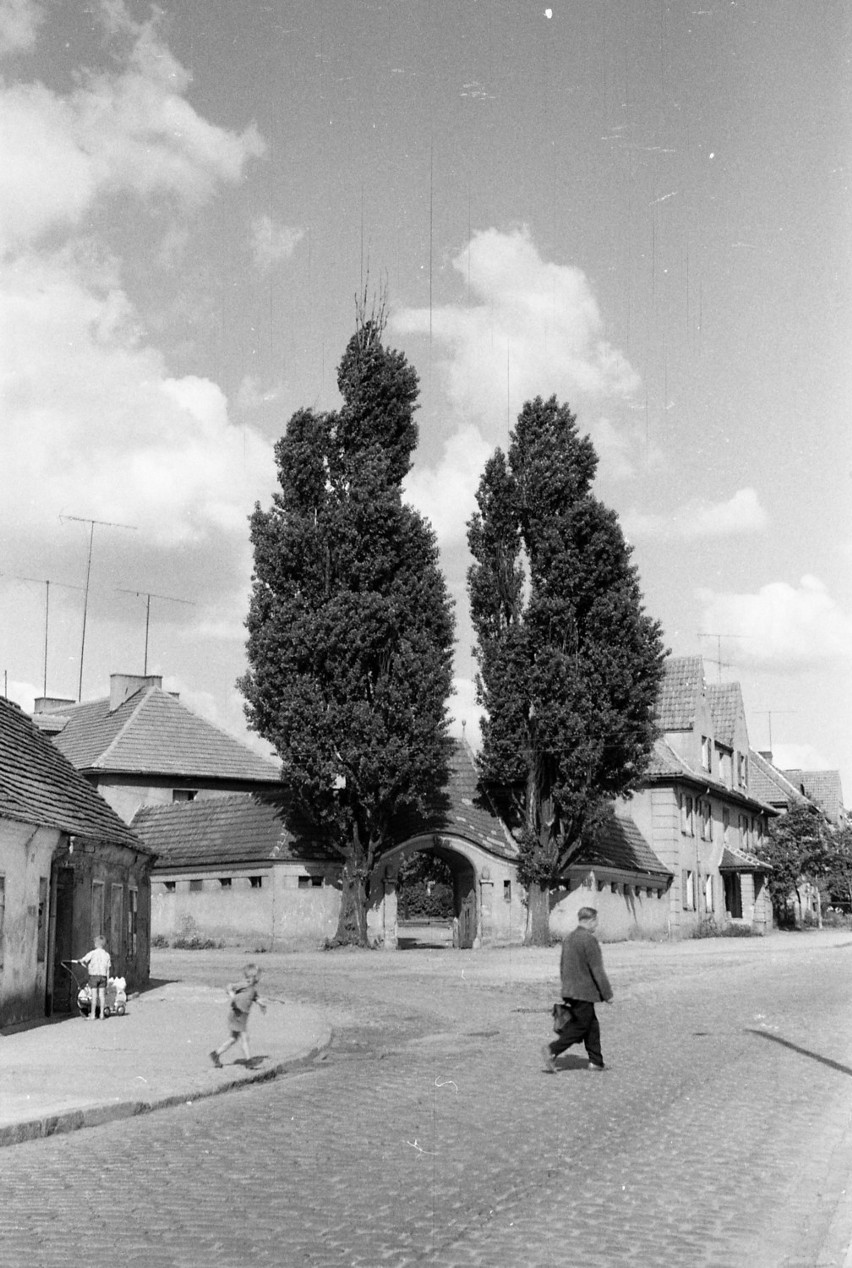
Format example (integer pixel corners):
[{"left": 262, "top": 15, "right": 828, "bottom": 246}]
[{"left": 368, "top": 833, "right": 523, "bottom": 950}]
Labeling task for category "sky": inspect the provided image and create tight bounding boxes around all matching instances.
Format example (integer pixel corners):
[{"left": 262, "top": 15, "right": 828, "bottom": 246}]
[{"left": 1, "top": 0, "right": 850, "bottom": 799}]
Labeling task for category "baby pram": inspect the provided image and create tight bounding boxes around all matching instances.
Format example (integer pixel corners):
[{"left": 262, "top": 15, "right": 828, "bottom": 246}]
[{"left": 60, "top": 960, "right": 127, "bottom": 1018}]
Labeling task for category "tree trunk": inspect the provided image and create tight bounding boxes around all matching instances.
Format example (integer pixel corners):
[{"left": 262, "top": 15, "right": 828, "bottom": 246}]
[
  {"left": 524, "top": 881, "right": 551, "bottom": 946},
  {"left": 333, "top": 855, "right": 369, "bottom": 946}
]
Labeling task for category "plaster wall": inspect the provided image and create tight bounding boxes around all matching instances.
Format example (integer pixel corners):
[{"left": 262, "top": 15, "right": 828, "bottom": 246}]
[
  {"left": 0, "top": 820, "right": 57, "bottom": 1025},
  {"left": 93, "top": 777, "right": 267, "bottom": 825},
  {"left": 549, "top": 875, "right": 670, "bottom": 942},
  {"left": 152, "top": 865, "right": 340, "bottom": 950}
]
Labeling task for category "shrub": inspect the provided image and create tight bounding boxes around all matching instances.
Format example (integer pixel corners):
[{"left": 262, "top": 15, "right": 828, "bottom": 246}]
[{"left": 150, "top": 933, "right": 169, "bottom": 948}]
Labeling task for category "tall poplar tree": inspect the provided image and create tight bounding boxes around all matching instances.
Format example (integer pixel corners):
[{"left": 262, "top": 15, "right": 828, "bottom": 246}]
[
  {"left": 239, "top": 305, "right": 455, "bottom": 945},
  {"left": 467, "top": 395, "right": 666, "bottom": 944}
]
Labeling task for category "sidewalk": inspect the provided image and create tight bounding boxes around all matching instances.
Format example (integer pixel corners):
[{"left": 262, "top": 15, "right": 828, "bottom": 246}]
[{"left": 0, "top": 980, "right": 332, "bottom": 1148}]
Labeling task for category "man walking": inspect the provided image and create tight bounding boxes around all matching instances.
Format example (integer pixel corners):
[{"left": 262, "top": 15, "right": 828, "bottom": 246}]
[{"left": 543, "top": 906, "right": 613, "bottom": 1073}]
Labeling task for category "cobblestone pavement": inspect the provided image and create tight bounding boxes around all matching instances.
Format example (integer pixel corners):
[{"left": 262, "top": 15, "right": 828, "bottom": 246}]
[{"left": 2, "top": 934, "right": 852, "bottom": 1268}]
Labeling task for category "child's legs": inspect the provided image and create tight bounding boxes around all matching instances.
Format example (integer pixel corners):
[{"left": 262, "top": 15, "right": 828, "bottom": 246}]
[
  {"left": 215, "top": 1033, "right": 239, "bottom": 1058},
  {"left": 239, "top": 1030, "right": 251, "bottom": 1060}
]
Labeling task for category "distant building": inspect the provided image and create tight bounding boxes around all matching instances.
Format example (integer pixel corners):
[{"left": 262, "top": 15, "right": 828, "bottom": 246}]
[
  {"left": 33, "top": 673, "right": 281, "bottom": 822},
  {"left": 618, "top": 657, "right": 775, "bottom": 936},
  {"left": 0, "top": 696, "right": 153, "bottom": 1025}
]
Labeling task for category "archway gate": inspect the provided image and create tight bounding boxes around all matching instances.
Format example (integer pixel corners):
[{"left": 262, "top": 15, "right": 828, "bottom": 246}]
[{"left": 367, "top": 833, "right": 525, "bottom": 950}]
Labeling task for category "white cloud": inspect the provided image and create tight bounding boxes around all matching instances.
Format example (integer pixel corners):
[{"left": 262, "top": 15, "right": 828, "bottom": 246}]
[
  {"left": 0, "top": 0, "right": 42, "bottom": 55},
  {"left": 405, "top": 424, "right": 493, "bottom": 546},
  {"left": 0, "top": 8, "right": 263, "bottom": 254},
  {"left": 250, "top": 216, "right": 304, "bottom": 273},
  {"left": 625, "top": 487, "right": 769, "bottom": 540},
  {"left": 1, "top": 253, "right": 275, "bottom": 546},
  {"left": 697, "top": 575, "right": 852, "bottom": 668},
  {"left": 392, "top": 226, "right": 639, "bottom": 437}
]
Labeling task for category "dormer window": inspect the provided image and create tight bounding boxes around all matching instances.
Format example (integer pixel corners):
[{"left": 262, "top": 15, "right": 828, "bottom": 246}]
[{"left": 701, "top": 736, "right": 711, "bottom": 771}]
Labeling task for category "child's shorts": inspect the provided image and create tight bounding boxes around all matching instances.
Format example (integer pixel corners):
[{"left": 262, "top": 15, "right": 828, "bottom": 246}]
[
  {"left": 88, "top": 974, "right": 107, "bottom": 988},
  {"left": 228, "top": 1007, "right": 248, "bottom": 1034}
]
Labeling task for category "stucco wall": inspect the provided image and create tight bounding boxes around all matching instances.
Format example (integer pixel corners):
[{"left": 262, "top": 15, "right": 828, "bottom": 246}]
[
  {"left": 152, "top": 865, "right": 340, "bottom": 950},
  {"left": 549, "top": 875, "right": 671, "bottom": 942},
  {"left": 0, "top": 820, "right": 57, "bottom": 1025}
]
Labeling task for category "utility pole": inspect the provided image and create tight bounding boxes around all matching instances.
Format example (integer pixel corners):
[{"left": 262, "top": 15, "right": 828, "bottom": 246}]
[
  {"left": 116, "top": 588, "right": 196, "bottom": 675},
  {"left": 8, "top": 574, "right": 85, "bottom": 697},
  {"left": 61, "top": 515, "right": 137, "bottom": 700},
  {"left": 753, "top": 710, "right": 797, "bottom": 757}
]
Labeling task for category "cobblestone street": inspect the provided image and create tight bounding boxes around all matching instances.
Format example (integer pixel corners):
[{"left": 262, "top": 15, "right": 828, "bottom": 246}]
[{"left": 2, "top": 933, "right": 852, "bottom": 1268}]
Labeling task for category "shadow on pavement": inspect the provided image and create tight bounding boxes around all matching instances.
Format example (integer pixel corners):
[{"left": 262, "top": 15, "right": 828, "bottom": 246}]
[{"left": 747, "top": 1029, "right": 852, "bottom": 1077}]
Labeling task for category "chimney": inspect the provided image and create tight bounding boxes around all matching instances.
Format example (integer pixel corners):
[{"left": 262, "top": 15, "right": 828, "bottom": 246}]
[
  {"left": 34, "top": 696, "right": 76, "bottom": 715},
  {"left": 109, "top": 673, "right": 163, "bottom": 712},
  {"left": 759, "top": 750, "right": 774, "bottom": 764}
]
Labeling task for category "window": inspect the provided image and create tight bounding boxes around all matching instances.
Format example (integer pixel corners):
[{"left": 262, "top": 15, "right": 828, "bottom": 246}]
[
  {"left": 297, "top": 876, "right": 322, "bottom": 889},
  {"left": 219, "top": 878, "right": 232, "bottom": 888},
  {"left": 189, "top": 879, "right": 203, "bottom": 892},
  {"left": 701, "top": 736, "right": 711, "bottom": 771},
  {"left": 37, "top": 876, "right": 48, "bottom": 963},
  {"left": 701, "top": 800, "right": 712, "bottom": 841},
  {"left": 503, "top": 879, "right": 512, "bottom": 903},
  {"left": 249, "top": 876, "right": 263, "bottom": 889},
  {"left": 722, "top": 808, "right": 730, "bottom": 845},
  {"left": 111, "top": 884, "right": 123, "bottom": 961},
  {"left": 163, "top": 881, "right": 176, "bottom": 892},
  {"left": 91, "top": 881, "right": 105, "bottom": 942},
  {"left": 738, "top": 815, "right": 749, "bottom": 846},
  {"left": 680, "top": 794, "right": 694, "bottom": 836},
  {"left": 704, "top": 873, "right": 714, "bottom": 913},
  {"left": 0, "top": 876, "right": 5, "bottom": 970},
  {"left": 128, "top": 888, "right": 138, "bottom": 957},
  {"left": 172, "top": 789, "right": 198, "bottom": 802},
  {"left": 683, "top": 870, "right": 695, "bottom": 911}
]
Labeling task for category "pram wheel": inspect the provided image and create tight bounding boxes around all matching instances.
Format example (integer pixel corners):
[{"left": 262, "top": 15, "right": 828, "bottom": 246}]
[
  {"left": 116, "top": 1004, "right": 126, "bottom": 1016},
  {"left": 102, "top": 1006, "right": 111, "bottom": 1018}
]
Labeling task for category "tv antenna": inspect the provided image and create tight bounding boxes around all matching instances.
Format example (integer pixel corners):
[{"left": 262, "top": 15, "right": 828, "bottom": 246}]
[
  {"left": 61, "top": 514, "right": 138, "bottom": 700},
  {"left": 2, "top": 573, "right": 85, "bottom": 697},
  {"left": 697, "top": 632, "right": 748, "bottom": 683},
  {"left": 116, "top": 588, "right": 196, "bottom": 675},
  {"left": 753, "top": 710, "right": 797, "bottom": 755}
]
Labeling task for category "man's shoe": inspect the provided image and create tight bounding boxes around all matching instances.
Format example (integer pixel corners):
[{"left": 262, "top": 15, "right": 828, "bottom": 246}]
[
  {"left": 588, "top": 1061, "right": 606, "bottom": 1072},
  {"left": 209, "top": 1050, "right": 222, "bottom": 1068},
  {"left": 541, "top": 1044, "right": 558, "bottom": 1074}
]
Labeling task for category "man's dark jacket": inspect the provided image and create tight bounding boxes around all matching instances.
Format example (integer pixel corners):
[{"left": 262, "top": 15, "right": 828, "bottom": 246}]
[{"left": 560, "top": 925, "right": 613, "bottom": 1002}]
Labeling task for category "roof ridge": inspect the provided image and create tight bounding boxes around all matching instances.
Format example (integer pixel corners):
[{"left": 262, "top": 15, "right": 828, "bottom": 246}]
[{"left": 94, "top": 687, "right": 155, "bottom": 769}]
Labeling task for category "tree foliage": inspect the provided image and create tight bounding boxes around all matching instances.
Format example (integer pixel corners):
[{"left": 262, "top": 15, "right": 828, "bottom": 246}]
[
  {"left": 239, "top": 305, "right": 455, "bottom": 945},
  {"left": 756, "top": 803, "right": 839, "bottom": 925},
  {"left": 466, "top": 395, "right": 667, "bottom": 942}
]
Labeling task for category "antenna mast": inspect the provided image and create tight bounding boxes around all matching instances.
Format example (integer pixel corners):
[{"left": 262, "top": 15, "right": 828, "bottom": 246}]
[
  {"left": 61, "top": 515, "right": 138, "bottom": 700},
  {"left": 116, "top": 588, "right": 196, "bottom": 674}
]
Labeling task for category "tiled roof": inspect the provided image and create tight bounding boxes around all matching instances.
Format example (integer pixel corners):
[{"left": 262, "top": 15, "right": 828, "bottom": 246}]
[
  {"left": 719, "top": 845, "right": 771, "bottom": 873},
  {"left": 706, "top": 682, "right": 743, "bottom": 747},
  {"left": 569, "top": 814, "right": 671, "bottom": 878},
  {"left": 47, "top": 688, "right": 281, "bottom": 784},
  {"left": 782, "top": 770, "right": 846, "bottom": 825},
  {"left": 0, "top": 697, "right": 147, "bottom": 850},
  {"left": 139, "top": 741, "right": 516, "bottom": 871},
  {"left": 644, "top": 738, "right": 775, "bottom": 812},
  {"left": 134, "top": 795, "right": 333, "bottom": 869},
  {"left": 390, "top": 741, "right": 516, "bottom": 858},
  {"left": 748, "top": 750, "right": 807, "bottom": 810},
  {"left": 655, "top": 656, "right": 704, "bottom": 730}
]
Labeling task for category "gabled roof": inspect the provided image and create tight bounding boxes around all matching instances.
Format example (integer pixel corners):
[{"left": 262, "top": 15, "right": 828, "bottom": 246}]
[
  {"left": 45, "top": 687, "right": 281, "bottom": 784},
  {"left": 133, "top": 794, "right": 333, "bottom": 869},
  {"left": 569, "top": 814, "right": 671, "bottom": 879},
  {"left": 644, "top": 738, "right": 775, "bottom": 813},
  {"left": 782, "top": 769, "right": 846, "bottom": 825},
  {"left": 706, "top": 682, "right": 744, "bottom": 748},
  {"left": 655, "top": 656, "right": 704, "bottom": 730},
  {"left": 748, "top": 750, "right": 808, "bottom": 810},
  {"left": 0, "top": 697, "right": 147, "bottom": 851},
  {"left": 137, "top": 740, "right": 516, "bottom": 870},
  {"left": 719, "top": 844, "right": 771, "bottom": 873},
  {"left": 391, "top": 740, "right": 516, "bottom": 859}
]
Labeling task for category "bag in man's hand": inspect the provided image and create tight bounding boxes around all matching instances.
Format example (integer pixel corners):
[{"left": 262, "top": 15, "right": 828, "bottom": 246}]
[{"left": 552, "top": 1001, "right": 574, "bottom": 1033}]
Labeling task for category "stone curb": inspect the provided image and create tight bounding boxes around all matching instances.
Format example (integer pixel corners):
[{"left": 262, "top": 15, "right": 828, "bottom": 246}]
[{"left": 0, "top": 1025, "right": 332, "bottom": 1150}]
